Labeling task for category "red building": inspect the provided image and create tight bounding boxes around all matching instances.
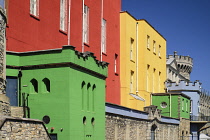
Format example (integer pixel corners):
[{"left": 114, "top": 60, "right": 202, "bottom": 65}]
[{"left": 5, "top": 0, "right": 120, "bottom": 104}]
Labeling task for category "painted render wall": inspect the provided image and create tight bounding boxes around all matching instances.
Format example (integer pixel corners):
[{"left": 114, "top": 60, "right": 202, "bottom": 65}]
[
  {"left": 152, "top": 94, "right": 190, "bottom": 119},
  {"left": 5, "top": 0, "right": 121, "bottom": 105},
  {"left": 120, "top": 11, "right": 167, "bottom": 111},
  {"left": 6, "top": 46, "right": 108, "bottom": 139}
]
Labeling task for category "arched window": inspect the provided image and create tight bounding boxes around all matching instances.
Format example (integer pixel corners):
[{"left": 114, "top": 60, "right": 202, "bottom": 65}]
[
  {"left": 151, "top": 125, "right": 157, "bottom": 140},
  {"left": 30, "top": 79, "right": 38, "bottom": 93},
  {"left": 81, "top": 81, "right": 86, "bottom": 110},
  {"left": 42, "top": 78, "right": 50, "bottom": 93},
  {"left": 92, "top": 84, "right": 96, "bottom": 112},
  {"left": 87, "top": 83, "right": 91, "bottom": 111}
]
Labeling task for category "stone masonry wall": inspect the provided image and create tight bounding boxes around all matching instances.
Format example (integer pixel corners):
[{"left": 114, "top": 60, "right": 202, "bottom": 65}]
[
  {"left": 106, "top": 113, "right": 179, "bottom": 140},
  {"left": 0, "top": 118, "right": 50, "bottom": 140}
]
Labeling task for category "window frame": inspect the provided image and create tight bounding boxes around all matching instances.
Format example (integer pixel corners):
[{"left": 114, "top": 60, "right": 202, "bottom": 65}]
[
  {"left": 101, "top": 18, "right": 107, "bottom": 53},
  {"left": 83, "top": 5, "right": 89, "bottom": 44},
  {"left": 30, "top": 0, "right": 39, "bottom": 18}
]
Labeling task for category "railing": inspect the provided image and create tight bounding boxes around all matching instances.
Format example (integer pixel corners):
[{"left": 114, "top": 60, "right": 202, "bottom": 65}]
[{"left": 190, "top": 115, "right": 210, "bottom": 121}]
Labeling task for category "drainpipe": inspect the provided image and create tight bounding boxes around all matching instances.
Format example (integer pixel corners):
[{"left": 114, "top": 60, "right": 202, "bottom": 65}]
[
  {"left": 82, "top": 0, "right": 84, "bottom": 52},
  {"left": 170, "top": 93, "right": 172, "bottom": 117},
  {"left": 136, "top": 22, "right": 139, "bottom": 95},
  {"left": 67, "top": 0, "right": 71, "bottom": 45},
  {"left": 136, "top": 22, "right": 146, "bottom": 106},
  {"left": 100, "top": 0, "right": 104, "bottom": 61}
]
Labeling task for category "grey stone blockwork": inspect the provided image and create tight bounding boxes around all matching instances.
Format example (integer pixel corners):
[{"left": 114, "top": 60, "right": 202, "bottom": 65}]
[
  {"left": 106, "top": 113, "right": 179, "bottom": 140},
  {"left": 0, "top": 117, "right": 50, "bottom": 140}
]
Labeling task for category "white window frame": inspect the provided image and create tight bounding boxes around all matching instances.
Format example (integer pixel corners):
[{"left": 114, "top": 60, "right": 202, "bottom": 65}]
[
  {"left": 130, "top": 71, "right": 134, "bottom": 93},
  {"left": 114, "top": 54, "right": 118, "bottom": 73},
  {"left": 158, "top": 45, "right": 161, "bottom": 57},
  {"left": 101, "top": 19, "right": 106, "bottom": 53},
  {"left": 30, "top": 0, "right": 39, "bottom": 17},
  {"left": 60, "top": 0, "right": 68, "bottom": 32},
  {"left": 83, "top": 5, "right": 89, "bottom": 44},
  {"left": 153, "top": 40, "right": 156, "bottom": 53},
  {"left": 130, "top": 38, "right": 134, "bottom": 60},
  {"left": 147, "top": 35, "right": 150, "bottom": 49}
]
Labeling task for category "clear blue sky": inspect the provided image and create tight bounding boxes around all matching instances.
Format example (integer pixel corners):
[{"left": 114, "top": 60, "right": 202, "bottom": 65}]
[{"left": 122, "top": 0, "right": 210, "bottom": 91}]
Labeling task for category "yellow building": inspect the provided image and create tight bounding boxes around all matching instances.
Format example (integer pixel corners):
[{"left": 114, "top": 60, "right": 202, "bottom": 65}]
[{"left": 120, "top": 11, "right": 167, "bottom": 111}]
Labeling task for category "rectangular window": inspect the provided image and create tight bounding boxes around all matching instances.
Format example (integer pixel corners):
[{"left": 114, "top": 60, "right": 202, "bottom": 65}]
[
  {"left": 146, "top": 65, "right": 150, "bottom": 91},
  {"left": 83, "top": 5, "right": 89, "bottom": 44},
  {"left": 158, "top": 45, "right": 161, "bottom": 57},
  {"left": 30, "top": 0, "right": 39, "bottom": 17},
  {"left": 130, "top": 38, "right": 134, "bottom": 60},
  {"left": 153, "top": 69, "right": 156, "bottom": 92},
  {"left": 130, "top": 71, "right": 134, "bottom": 93},
  {"left": 147, "top": 35, "right": 150, "bottom": 49},
  {"left": 190, "top": 100, "right": 193, "bottom": 113},
  {"left": 158, "top": 72, "right": 161, "bottom": 92},
  {"left": 182, "top": 99, "right": 184, "bottom": 111},
  {"left": 60, "top": 0, "right": 68, "bottom": 32},
  {"left": 186, "top": 100, "right": 188, "bottom": 112},
  {"left": 153, "top": 41, "right": 156, "bottom": 53},
  {"left": 114, "top": 54, "right": 118, "bottom": 74},
  {"left": 101, "top": 19, "right": 106, "bottom": 53}
]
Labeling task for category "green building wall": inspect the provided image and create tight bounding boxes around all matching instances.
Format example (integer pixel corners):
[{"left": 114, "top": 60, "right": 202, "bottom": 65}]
[
  {"left": 6, "top": 46, "right": 108, "bottom": 140},
  {"left": 152, "top": 93, "right": 190, "bottom": 119}
]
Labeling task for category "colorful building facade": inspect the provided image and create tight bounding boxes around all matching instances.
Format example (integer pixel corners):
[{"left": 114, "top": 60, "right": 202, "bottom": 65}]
[
  {"left": 152, "top": 93, "right": 190, "bottom": 119},
  {"left": 6, "top": 46, "right": 108, "bottom": 139},
  {"left": 5, "top": 0, "right": 120, "bottom": 105},
  {"left": 120, "top": 12, "right": 167, "bottom": 111}
]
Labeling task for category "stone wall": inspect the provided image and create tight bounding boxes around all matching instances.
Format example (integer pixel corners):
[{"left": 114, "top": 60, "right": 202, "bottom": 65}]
[
  {"left": 0, "top": 117, "right": 50, "bottom": 140},
  {"left": 106, "top": 113, "right": 179, "bottom": 140}
]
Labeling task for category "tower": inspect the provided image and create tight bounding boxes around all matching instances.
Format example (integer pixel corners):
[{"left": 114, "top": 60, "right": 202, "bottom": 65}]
[{"left": 167, "top": 51, "right": 193, "bottom": 80}]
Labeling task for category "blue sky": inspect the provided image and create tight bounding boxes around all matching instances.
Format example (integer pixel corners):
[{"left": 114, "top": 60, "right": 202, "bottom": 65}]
[{"left": 122, "top": 0, "right": 210, "bottom": 91}]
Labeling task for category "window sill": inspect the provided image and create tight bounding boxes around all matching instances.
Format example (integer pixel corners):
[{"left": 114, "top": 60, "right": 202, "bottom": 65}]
[
  {"left": 84, "top": 43, "right": 90, "bottom": 47},
  {"left": 147, "top": 48, "right": 150, "bottom": 51},
  {"left": 159, "top": 56, "right": 162, "bottom": 59},
  {"left": 59, "top": 29, "right": 67, "bottom": 35},
  {"left": 102, "top": 52, "right": 107, "bottom": 56},
  {"left": 130, "top": 60, "right": 135, "bottom": 63},
  {"left": 115, "top": 72, "right": 119, "bottom": 76},
  {"left": 30, "top": 14, "right": 40, "bottom": 21},
  {"left": 153, "top": 52, "right": 156, "bottom": 55}
]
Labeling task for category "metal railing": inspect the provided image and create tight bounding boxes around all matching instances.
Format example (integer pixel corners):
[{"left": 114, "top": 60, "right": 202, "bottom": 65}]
[{"left": 190, "top": 115, "right": 210, "bottom": 121}]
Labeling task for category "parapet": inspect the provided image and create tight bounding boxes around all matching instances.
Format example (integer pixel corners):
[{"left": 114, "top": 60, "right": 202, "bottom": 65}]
[
  {"left": 166, "top": 80, "right": 201, "bottom": 91},
  {"left": 167, "top": 51, "right": 193, "bottom": 80}
]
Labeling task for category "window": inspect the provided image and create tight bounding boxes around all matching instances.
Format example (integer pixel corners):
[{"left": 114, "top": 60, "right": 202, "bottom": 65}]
[
  {"left": 153, "top": 41, "right": 156, "bottom": 53},
  {"left": 50, "top": 134, "right": 57, "bottom": 140},
  {"left": 147, "top": 35, "right": 150, "bottom": 49},
  {"left": 42, "top": 78, "right": 50, "bottom": 93},
  {"left": 101, "top": 19, "right": 106, "bottom": 53},
  {"left": 161, "top": 102, "right": 167, "bottom": 108},
  {"left": 146, "top": 65, "right": 150, "bottom": 91},
  {"left": 30, "top": 79, "right": 38, "bottom": 93},
  {"left": 130, "top": 71, "right": 134, "bottom": 93},
  {"left": 182, "top": 99, "right": 184, "bottom": 111},
  {"left": 190, "top": 100, "right": 193, "bottom": 113},
  {"left": 60, "top": 0, "right": 67, "bottom": 32},
  {"left": 186, "top": 100, "right": 188, "bottom": 112},
  {"left": 83, "top": 5, "right": 89, "bottom": 44},
  {"left": 114, "top": 54, "right": 118, "bottom": 74},
  {"left": 158, "top": 72, "right": 161, "bottom": 92},
  {"left": 130, "top": 38, "right": 134, "bottom": 60},
  {"left": 30, "top": 0, "right": 39, "bottom": 17},
  {"left": 158, "top": 45, "right": 161, "bottom": 57},
  {"left": 153, "top": 69, "right": 156, "bottom": 92}
]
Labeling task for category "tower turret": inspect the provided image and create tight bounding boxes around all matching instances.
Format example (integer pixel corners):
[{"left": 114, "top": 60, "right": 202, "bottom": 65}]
[{"left": 167, "top": 51, "right": 193, "bottom": 80}]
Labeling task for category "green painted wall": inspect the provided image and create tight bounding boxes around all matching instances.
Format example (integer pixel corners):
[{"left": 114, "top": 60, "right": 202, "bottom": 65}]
[
  {"left": 152, "top": 94, "right": 190, "bottom": 119},
  {"left": 6, "top": 46, "right": 107, "bottom": 140}
]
